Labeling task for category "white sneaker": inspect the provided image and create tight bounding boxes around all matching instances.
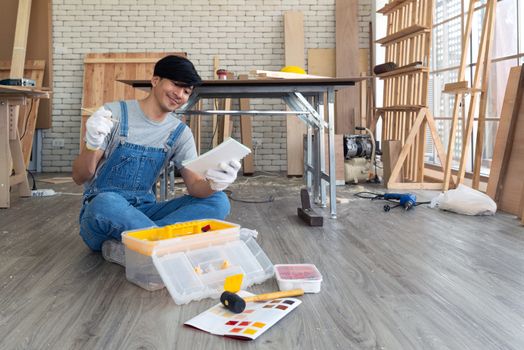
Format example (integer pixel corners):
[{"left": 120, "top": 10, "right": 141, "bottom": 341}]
[{"left": 101, "top": 239, "right": 125, "bottom": 266}]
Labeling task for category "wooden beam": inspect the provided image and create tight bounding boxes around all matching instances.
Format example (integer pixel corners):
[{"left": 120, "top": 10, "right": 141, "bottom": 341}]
[
  {"left": 189, "top": 100, "right": 202, "bottom": 155},
  {"left": 335, "top": 0, "right": 359, "bottom": 134},
  {"left": 442, "top": 0, "right": 476, "bottom": 191},
  {"left": 239, "top": 73, "right": 254, "bottom": 175},
  {"left": 284, "top": 11, "right": 306, "bottom": 176},
  {"left": 252, "top": 69, "right": 328, "bottom": 79},
  {"left": 486, "top": 66, "right": 524, "bottom": 200},
  {"left": 10, "top": 0, "right": 32, "bottom": 78},
  {"left": 212, "top": 56, "right": 220, "bottom": 148},
  {"left": 387, "top": 108, "right": 426, "bottom": 188},
  {"left": 472, "top": 0, "right": 497, "bottom": 189},
  {"left": 456, "top": 0, "right": 497, "bottom": 186},
  {"left": 307, "top": 49, "right": 336, "bottom": 78},
  {"left": 382, "top": 140, "right": 403, "bottom": 184}
]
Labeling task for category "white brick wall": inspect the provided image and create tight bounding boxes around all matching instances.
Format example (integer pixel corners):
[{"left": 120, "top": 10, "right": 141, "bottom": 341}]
[{"left": 46, "top": 0, "right": 372, "bottom": 172}]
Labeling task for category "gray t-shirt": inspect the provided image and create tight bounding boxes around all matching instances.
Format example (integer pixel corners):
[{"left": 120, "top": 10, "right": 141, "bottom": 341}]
[{"left": 93, "top": 100, "right": 197, "bottom": 175}]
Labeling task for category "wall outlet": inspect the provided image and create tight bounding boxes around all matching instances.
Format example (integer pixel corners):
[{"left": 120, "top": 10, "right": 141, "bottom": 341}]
[{"left": 52, "top": 139, "right": 65, "bottom": 148}]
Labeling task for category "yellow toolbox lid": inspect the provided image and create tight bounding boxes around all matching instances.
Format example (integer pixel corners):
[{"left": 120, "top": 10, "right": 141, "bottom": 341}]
[{"left": 122, "top": 219, "right": 240, "bottom": 256}]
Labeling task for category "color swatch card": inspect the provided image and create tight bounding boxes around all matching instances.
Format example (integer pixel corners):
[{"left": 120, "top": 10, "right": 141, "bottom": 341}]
[
  {"left": 184, "top": 292, "right": 301, "bottom": 340},
  {"left": 181, "top": 138, "right": 251, "bottom": 176}
]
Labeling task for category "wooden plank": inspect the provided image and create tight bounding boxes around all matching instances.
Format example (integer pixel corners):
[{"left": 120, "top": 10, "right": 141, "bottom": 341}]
[
  {"left": 222, "top": 98, "right": 232, "bottom": 141},
  {"left": 10, "top": 0, "right": 32, "bottom": 78},
  {"left": 284, "top": 11, "right": 306, "bottom": 176},
  {"left": 456, "top": 0, "right": 496, "bottom": 186},
  {"left": 307, "top": 49, "right": 336, "bottom": 78},
  {"left": 284, "top": 11, "right": 305, "bottom": 68},
  {"left": 324, "top": 135, "right": 345, "bottom": 184},
  {"left": 238, "top": 74, "right": 254, "bottom": 175},
  {"left": 83, "top": 57, "right": 180, "bottom": 64},
  {"left": 442, "top": 0, "right": 476, "bottom": 191},
  {"left": 472, "top": 0, "right": 497, "bottom": 189},
  {"left": 212, "top": 56, "right": 220, "bottom": 148},
  {"left": 387, "top": 181, "right": 444, "bottom": 190},
  {"left": 497, "top": 94, "right": 524, "bottom": 215},
  {"left": 308, "top": 48, "right": 336, "bottom": 123},
  {"left": 376, "top": 26, "right": 430, "bottom": 45},
  {"left": 486, "top": 66, "right": 523, "bottom": 199},
  {"left": 253, "top": 70, "right": 328, "bottom": 79},
  {"left": 189, "top": 101, "right": 202, "bottom": 155},
  {"left": 485, "top": 66, "right": 524, "bottom": 216},
  {"left": 382, "top": 140, "right": 403, "bottom": 184},
  {"left": 9, "top": 134, "right": 31, "bottom": 197},
  {"left": 336, "top": 0, "right": 359, "bottom": 134},
  {"left": 239, "top": 75, "right": 254, "bottom": 176},
  {"left": 387, "top": 108, "right": 425, "bottom": 188},
  {"left": 30, "top": 0, "right": 53, "bottom": 129}
]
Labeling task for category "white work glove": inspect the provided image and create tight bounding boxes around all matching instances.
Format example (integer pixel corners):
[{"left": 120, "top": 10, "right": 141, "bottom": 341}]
[
  {"left": 206, "top": 160, "right": 241, "bottom": 191},
  {"left": 85, "top": 107, "right": 114, "bottom": 150}
]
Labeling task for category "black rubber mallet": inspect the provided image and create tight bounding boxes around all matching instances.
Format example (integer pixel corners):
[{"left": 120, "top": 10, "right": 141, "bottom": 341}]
[{"left": 220, "top": 289, "right": 304, "bottom": 313}]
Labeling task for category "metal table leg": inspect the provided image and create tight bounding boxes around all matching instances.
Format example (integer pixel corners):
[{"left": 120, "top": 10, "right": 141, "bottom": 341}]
[
  {"left": 317, "top": 93, "right": 327, "bottom": 207},
  {"left": 327, "top": 88, "right": 337, "bottom": 218}
]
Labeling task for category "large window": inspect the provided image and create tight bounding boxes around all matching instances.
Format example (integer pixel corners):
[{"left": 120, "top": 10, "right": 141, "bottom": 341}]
[
  {"left": 426, "top": 0, "right": 519, "bottom": 175},
  {"left": 375, "top": 0, "right": 520, "bottom": 177}
]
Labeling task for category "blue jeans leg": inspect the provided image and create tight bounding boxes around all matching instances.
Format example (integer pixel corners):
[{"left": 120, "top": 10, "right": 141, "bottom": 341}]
[
  {"left": 141, "top": 192, "right": 230, "bottom": 226},
  {"left": 79, "top": 192, "right": 157, "bottom": 251}
]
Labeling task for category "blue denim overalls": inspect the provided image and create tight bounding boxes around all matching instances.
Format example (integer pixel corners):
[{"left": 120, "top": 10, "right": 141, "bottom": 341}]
[{"left": 79, "top": 101, "right": 230, "bottom": 251}]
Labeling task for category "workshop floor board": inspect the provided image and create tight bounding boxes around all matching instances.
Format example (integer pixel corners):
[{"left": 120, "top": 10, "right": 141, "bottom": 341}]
[{"left": 1, "top": 174, "right": 523, "bottom": 349}]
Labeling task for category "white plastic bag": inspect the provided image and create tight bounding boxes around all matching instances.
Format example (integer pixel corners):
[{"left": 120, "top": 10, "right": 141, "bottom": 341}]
[{"left": 430, "top": 184, "right": 497, "bottom": 216}]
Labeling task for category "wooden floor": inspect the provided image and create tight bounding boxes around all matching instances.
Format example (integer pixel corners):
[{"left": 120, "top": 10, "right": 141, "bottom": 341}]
[{"left": 1, "top": 174, "right": 524, "bottom": 349}]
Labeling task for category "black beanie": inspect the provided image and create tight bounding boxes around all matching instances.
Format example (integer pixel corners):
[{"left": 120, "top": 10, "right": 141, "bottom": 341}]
[{"left": 153, "top": 55, "right": 203, "bottom": 86}]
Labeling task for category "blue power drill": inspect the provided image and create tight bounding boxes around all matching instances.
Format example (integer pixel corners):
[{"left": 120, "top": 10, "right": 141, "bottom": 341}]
[{"left": 383, "top": 193, "right": 416, "bottom": 211}]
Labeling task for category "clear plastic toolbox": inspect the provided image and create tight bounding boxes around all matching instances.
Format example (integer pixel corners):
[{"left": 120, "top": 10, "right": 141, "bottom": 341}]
[
  {"left": 153, "top": 235, "right": 273, "bottom": 304},
  {"left": 121, "top": 219, "right": 274, "bottom": 303},
  {"left": 122, "top": 219, "right": 240, "bottom": 291}
]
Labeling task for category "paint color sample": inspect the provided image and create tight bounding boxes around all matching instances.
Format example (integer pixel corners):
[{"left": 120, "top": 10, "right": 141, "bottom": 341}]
[
  {"left": 220, "top": 310, "right": 234, "bottom": 317},
  {"left": 243, "top": 328, "right": 257, "bottom": 335},
  {"left": 283, "top": 300, "right": 295, "bottom": 305},
  {"left": 184, "top": 293, "right": 302, "bottom": 341}
]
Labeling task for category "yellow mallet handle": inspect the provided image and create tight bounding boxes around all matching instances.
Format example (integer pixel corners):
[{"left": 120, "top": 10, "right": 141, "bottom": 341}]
[{"left": 243, "top": 288, "right": 304, "bottom": 303}]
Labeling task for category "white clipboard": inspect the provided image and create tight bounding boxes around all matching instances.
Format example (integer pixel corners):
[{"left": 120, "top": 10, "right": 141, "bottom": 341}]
[{"left": 182, "top": 138, "right": 252, "bottom": 176}]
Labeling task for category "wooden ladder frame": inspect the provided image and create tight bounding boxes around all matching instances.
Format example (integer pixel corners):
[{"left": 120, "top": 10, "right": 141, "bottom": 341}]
[
  {"left": 442, "top": 0, "right": 497, "bottom": 191},
  {"left": 374, "top": 0, "right": 449, "bottom": 189}
]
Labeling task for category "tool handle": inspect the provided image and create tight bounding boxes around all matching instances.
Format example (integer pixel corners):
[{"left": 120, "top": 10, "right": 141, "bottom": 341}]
[{"left": 243, "top": 289, "right": 304, "bottom": 303}]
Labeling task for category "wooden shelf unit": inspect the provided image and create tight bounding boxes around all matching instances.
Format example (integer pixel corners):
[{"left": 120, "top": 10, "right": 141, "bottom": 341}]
[
  {"left": 376, "top": 64, "right": 428, "bottom": 78},
  {"left": 376, "top": 25, "right": 430, "bottom": 45},
  {"left": 373, "top": 0, "right": 449, "bottom": 189}
]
